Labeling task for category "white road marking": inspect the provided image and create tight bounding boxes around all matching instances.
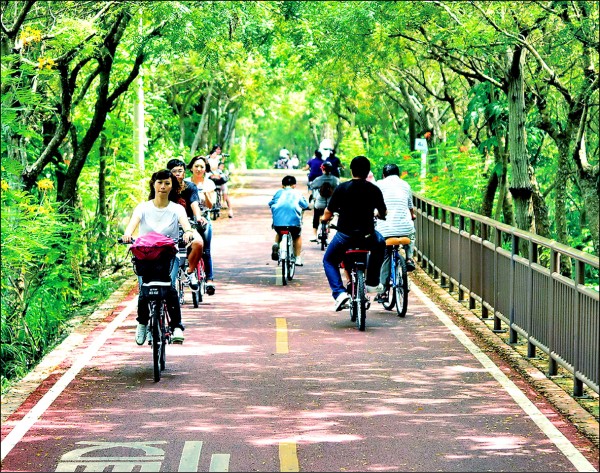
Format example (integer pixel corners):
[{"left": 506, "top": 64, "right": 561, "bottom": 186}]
[
  {"left": 1, "top": 297, "right": 138, "bottom": 461},
  {"left": 209, "top": 453, "right": 230, "bottom": 472},
  {"left": 178, "top": 441, "right": 202, "bottom": 472},
  {"left": 411, "top": 283, "right": 597, "bottom": 472}
]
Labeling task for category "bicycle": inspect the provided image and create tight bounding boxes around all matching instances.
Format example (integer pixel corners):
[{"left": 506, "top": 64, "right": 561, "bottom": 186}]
[
  {"left": 277, "top": 227, "right": 296, "bottom": 286},
  {"left": 210, "top": 187, "right": 222, "bottom": 220},
  {"left": 343, "top": 248, "right": 371, "bottom": 331},
  {"left": 379, "top": 236, "right": 411, "bottom": 317},
  {"left": 317, "top": 219, "right": 330, "bottom": 251},
  {"left": 175, "top": 221, "right": 207, "bottom": 308},
  {"left": 119, "top": 238, "right": 175, "bottom": 382}
]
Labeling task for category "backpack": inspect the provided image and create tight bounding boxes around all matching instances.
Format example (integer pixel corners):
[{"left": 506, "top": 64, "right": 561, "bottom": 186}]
[
  {"left": 319, "top": 181, "right": 334, "bottom": 199},
  {"left": 130, "top": 231, "right": 177, "bottom": 261}
]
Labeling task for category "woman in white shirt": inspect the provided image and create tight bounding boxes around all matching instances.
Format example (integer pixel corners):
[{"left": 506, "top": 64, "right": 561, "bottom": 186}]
[
  {"left": 186, "top": 155, "right": 217, "bottom": 294},
  {"left": 122, "top": 169, "right": 194, "bottom": 345}
]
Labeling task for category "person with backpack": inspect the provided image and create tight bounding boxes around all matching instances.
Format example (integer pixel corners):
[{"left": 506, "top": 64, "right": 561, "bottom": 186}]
[
  {"left": 122, "top": 169, "right": 194, "bottom": 345},
  {"left": 308, "top": 161, "right": 339, "bottom": 242}
]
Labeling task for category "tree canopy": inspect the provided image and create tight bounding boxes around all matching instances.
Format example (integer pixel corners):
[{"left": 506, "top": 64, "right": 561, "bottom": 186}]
[{"left": 1, "top": 0, "right": 598, "bottom": 387}]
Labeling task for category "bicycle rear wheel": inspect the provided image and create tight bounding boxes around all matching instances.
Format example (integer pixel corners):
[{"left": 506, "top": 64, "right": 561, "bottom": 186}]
[
  {"left": 395, "top": 257, "right": 408, "bottom": 317},
  {"left": 287, "top": 235, "right": 295, "bottom": 281},
  {"left": 356, "top": 270, "right": 366, "bottom": 331},
  {"left": 382, "top": 256, "right": 397, "bottom": 311},
  {"left": 320, "top": 222, "right": 327, "bottom": 251},
  {"left": 159, "top": 304, "right": 167, "bottom": 371}
]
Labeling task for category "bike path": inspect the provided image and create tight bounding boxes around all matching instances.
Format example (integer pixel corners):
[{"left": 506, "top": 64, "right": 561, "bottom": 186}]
[{"left": 1, "top": 170, "right": 597, "bottom": 472}]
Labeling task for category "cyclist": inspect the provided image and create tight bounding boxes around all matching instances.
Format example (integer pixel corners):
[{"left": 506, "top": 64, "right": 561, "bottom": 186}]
[
  {"left": 166, "top": 158, "right": 208, "bottom": 290},
  {"left": 213, "top": 161, "right": 234, "bottom": 218},
  {"left": 326, "top": 148, "right": 344, "bottom": 178},
  {"left": 122, "top": 169, "right": 194, "bottom": 344},
  {"left": 320, "top": 156, "right": 387, "bottom": 311},
  {"left": 269, "top": 175, "right": 309, "bottom": 266},
  {"left": 308, "top": 161, "right": 339, "bottom": 242},
  {"left": 374, "top": 163, "right": 417, "bottom": 301},
  {"left": 186, "top": 155, "right": 217, "bottom": 294}
]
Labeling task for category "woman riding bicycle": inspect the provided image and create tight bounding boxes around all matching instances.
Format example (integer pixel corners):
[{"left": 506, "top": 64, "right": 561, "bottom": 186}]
[
  {"left": 166, "top": 158, "right": 207, "bottom": 290},
  {"left": 320, "top": 156, "right": 387, "bottom": 311},
  {"left": 121, "top": 169, "right": 194, "bottom": 345},
  {"left": 186, "top": 155, "right": 217, "bottom": 294}
]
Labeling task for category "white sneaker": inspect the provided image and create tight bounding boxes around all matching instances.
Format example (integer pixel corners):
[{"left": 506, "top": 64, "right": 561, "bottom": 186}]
[
  {"left": 186, "top": 271, "right": 199, "bottom": 290},
  {"left": 172, "top": 327, "right": 184, "bottom": 344},
  {"left": 135, "top": 324, "right": 147, "bottom": 345},
  {"left": 334, "top": 293, "right": 350, "bottom": 311},
  {"left": 295, "top": 256, "right": 303, "bottom": 266},
  {"left": 366, "top": 283, "right": 384, "bottom": 293}
]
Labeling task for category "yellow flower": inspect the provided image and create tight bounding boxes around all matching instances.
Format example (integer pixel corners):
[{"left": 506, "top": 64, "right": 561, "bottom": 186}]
[{"left": 37, "top": 178, "right": 54, "bottom": 190}]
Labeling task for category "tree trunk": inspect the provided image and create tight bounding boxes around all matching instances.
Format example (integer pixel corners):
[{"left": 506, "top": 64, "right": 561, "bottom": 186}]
[
  {"left": 191, "top": 85, "right": 213, "bottom": 156},
  {"left": 506, "top": 47, "right": 534, "bottom": 235}
]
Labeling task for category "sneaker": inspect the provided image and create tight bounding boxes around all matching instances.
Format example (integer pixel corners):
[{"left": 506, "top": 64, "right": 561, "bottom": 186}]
[
  {"left": 374, "top": 292, "right": 388, "bottom": 304},
  {"left": 135, "top": 324, "right": 147, "bottom": 345},
  {"left": 146, "top": 329, "right": 153, "bottom": 345},
  {"left": 295, "top": 256, "right": 303, "bottom": 266},
  {"left": 186, "top": 271, "right": 199, "bottom": 290},
  {"left": 206, "top": 282, "right": 215, "bottom": 295},
  {"left": 406, "top": 258, "right": 416, "bottom": 272},
  {"left": 310, "top": 238, "right": 318, "bottom": 243},
  {"left": 334, "top": 293, "right": 350, "bottom": 311},
  {"left": 366, "top": 283, "right": 384, "bottom": 294},
  {"left": 172, "top": 327, "right": 184, "bottom": 344},
  {"left": 271, "top": 243, "right": 279, "bottom": 261},
  {"left": 228, "top": 210, "right": 234, "bottom": 218}
]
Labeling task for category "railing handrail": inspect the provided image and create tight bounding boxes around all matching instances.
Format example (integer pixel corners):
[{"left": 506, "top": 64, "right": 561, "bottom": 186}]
[{"left": 414, "top": 192, "right": 599, "bottom": 268}]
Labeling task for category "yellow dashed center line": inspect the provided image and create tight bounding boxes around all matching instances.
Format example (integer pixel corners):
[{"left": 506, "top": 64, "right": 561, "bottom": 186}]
[
  {"left": 279, "top": 441, "right": 299, "bottom": 472},
  {"left": 275, "top": 317, "right": 289, "bottom": 354}
]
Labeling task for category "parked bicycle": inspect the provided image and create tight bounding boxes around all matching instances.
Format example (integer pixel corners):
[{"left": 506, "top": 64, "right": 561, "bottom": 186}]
[
  {"left": 277, "top": 227, "right": 296, "bottom": 286},
  {"left": 378, "top": 236, "right": 411, "bottom": 317},
  {"left": 119, "top": 238, "right": 175, "bottom": 382}
]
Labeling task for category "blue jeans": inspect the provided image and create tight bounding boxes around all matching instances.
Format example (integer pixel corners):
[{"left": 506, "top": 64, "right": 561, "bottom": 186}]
[
  {"left": 322, "top": 230, "right": 386, "bottom": 300},
  {"left": 201, "top": 220, "right": 214, "bottom": 280},
  {"left": 137, "top": 257, "right": 183, "bottom": 330}
]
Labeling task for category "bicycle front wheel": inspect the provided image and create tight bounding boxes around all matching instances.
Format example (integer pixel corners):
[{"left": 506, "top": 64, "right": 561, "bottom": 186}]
[
  {"left": 177, "top": 270, "right": 185, "bottom": 306},
  {"left": 151, "top": 303, "right": 161, "bottom": 382},
  {"left": 159, "top": 304, "right": 167, "bottom": 371},
  {"left": 356, "top": 270, "right": 367, "bottom": 331},
  {"left": 395, "top": 257, "right": 408, "bottom": 317}
]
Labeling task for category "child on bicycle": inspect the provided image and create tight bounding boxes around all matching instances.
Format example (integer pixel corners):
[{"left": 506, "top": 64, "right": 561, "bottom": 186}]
[{"left": 268, "top": 175, "right": 309, "bottom": 266}]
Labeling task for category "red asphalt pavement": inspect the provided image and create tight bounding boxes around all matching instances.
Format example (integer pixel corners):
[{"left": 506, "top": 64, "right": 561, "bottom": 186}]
[{"left": 1, "top": 169, "right": 598, "bottom": 472}]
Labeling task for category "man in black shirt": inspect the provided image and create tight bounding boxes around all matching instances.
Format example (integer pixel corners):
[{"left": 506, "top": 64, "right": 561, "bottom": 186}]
[{"left": 320, "top": 156, "right": 387, "bottom": 311}]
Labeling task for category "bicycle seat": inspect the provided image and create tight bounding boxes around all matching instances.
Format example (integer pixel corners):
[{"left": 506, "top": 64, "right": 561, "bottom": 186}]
[{"left": 385, "top": 237, "right": 411, "bottom": 247}]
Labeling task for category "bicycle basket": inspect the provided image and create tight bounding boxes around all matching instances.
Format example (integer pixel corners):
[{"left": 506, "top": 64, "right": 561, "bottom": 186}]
[{"left": 133, "top": 254, "right": 175, "bottom": 284}]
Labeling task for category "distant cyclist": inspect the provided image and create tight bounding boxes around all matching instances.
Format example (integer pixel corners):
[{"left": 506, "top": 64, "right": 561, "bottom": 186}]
[
  {"left": 308, "top": 161, "right": 339, "bottom": 242},
  {"left": 320, "top": 156, "right": 387, "bottom": 311},
  {"left": 269, "top": 175, "right": 310, "bottom": 267},
  {"left": 375, "top": 163, "right": 416, "bottom": 300}
]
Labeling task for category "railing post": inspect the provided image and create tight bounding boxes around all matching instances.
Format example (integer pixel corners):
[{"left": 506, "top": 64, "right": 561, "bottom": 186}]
[
  {"left": 481, "top": 223, "right": 489, "bottom": 319},
  {"left": 448, "top": 212, "right": 454, "bottom": 293},
  {"left": 573, "top": 259, "right": 584, "bottom": 397},
  {"left": 458, "top": 215, "right": 465, "bottom": 301},
  {"left": 509, "top": 233, "right": 518, "bottom": 344},
  {"left": 527, "top": 241, "right": 537, "bottom": 358},
  {"left": 440, "top": 208, "right": 447, "bottom": 288},
  {"left": 493, "top": 228, "right": 504, "bottom": 332},
  {"left": 469, "top": 218, "right": 476, "bottom": 310},
  {"left": 548, "top": 248, "right": 558, "bottom": 376}
]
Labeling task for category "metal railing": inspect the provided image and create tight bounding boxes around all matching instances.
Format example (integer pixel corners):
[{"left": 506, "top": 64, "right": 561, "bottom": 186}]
[{"left": 413, "top": 194, "right": 599, "bottom": 396}]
